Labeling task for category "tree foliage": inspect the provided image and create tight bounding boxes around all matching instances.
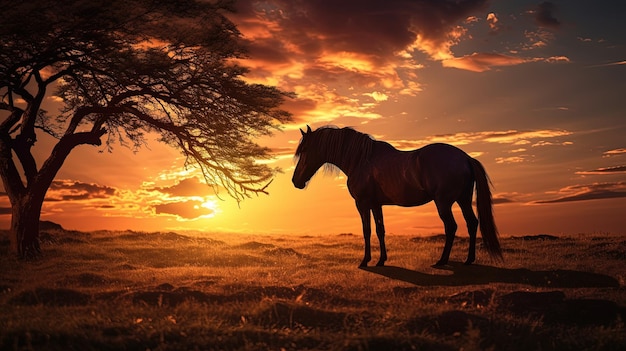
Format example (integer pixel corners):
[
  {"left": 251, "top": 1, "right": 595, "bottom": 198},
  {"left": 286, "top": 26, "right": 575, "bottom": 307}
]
[{"left": 0, "top": 0, "right": 291, "bottom": 257}]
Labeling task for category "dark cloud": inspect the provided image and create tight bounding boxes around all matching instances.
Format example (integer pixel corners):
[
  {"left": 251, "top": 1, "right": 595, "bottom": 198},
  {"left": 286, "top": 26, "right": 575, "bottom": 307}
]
[
  {"left": 536, "top": 182, "right": 626, "bottom": 203},
  {"left": 493, "top": 197, "right": 515, "bottom": 204},
  {"left": 280, "top": 96, "right": 318, "bottom": 123},
  {"left": 534, "top": 2, "right": 560, "bottom": 28},
  {"left": 154, "top": 200, "right": 213, "bottom": 219},
  {"left": 231, "top": 0, "right": 552, "bottom": 125},
  {"left": 149, "top": 177, "right": 214, "bottom": 197},
  {"left": 46, "top": 180, "right": 116, "bottom": 202},
  {"left": 536, "top": 190, "right": 626, "bottom": 203},
  {"left": 576, "top": 165, "right": 626, "bottom": 175},
  {"left": 234, "top": 0, "right": 489, "bottom": 62},
  {"left": 245, "top": 37, "right": 293, "bottom": 64},
  {"left": 470, "top": 196, "right": 514, "bottom": 207}
]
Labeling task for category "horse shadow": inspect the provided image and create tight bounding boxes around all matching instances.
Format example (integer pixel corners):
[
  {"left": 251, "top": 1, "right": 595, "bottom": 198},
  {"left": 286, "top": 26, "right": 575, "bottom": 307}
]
[{"left": 362, "top": 261, "right": 620, "bottom": 288}]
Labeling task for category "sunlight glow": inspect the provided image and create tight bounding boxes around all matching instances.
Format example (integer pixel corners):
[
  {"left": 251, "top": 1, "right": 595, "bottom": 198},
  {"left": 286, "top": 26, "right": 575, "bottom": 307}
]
[{"left": 200, "top": 198, "right": 220, "bottom": 219}]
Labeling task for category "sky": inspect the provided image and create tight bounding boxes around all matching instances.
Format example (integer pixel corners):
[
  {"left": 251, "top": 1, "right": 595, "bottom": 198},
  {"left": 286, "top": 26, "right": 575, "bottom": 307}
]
[{"left": 1, "top": 0, "right": 625, "bottom": 236}]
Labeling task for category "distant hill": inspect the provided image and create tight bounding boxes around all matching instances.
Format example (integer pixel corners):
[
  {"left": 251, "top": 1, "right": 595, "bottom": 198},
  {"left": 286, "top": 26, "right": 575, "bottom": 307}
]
[{"left": 39, "top": 221, "right": 64, "bottom": 231}]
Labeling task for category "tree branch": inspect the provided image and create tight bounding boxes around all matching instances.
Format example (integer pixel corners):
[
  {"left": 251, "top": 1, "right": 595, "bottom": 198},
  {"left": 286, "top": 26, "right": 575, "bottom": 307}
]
[
  {"left": 121, "top": 104, "right": 184, "bottom": 133},
  {"left": 12, "top": 137, "right": 38, "bottom": 184},
  {"left": 8, "top": 74, "right": 48, "bottom": 184},
  {"left": 37, "top": 128, "right": 107, "bottom": 192},
  {"left": 0, "top": 137, "right": 26, "bottom": 201},
  {"left": 0, "top": 101, "right": 24, "bottom": 134},
  {"left": 19, "top": 72, "right": 46, "bottom": 138}
]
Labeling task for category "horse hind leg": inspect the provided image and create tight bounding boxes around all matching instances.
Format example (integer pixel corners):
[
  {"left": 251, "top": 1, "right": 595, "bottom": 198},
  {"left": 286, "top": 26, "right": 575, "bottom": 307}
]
[
  {"left": 459, "top": 195, "right": 478, "bottom": 265},
  {"left": 372, "top": 206, "right": 387, "bottom": 266},
  {"left": 434, "top": 202, "right": 457, "bottom": 267},
  {"left": 357, "top": 204, "right": 372, "bottom": 267}
]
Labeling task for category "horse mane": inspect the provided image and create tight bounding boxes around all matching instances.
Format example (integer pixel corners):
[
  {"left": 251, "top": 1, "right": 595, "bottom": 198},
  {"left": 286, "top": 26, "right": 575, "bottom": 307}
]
[{"left": 295, "top": 126, "right": 374, "bottom": 175}]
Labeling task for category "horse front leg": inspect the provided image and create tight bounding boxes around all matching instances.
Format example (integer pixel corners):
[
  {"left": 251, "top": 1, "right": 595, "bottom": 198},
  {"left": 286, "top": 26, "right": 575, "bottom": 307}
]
[
  {"left": 357, "top": 205, "right": 372, "bottom": 267},
  {"left": 372, "top": 206, "right": 387, "bottom": 266}
]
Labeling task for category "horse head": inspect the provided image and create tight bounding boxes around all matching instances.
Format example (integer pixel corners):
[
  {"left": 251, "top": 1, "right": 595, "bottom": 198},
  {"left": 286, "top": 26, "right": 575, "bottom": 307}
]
[{"left": 292, "top": 125, "right": 322, "bottom": 189}]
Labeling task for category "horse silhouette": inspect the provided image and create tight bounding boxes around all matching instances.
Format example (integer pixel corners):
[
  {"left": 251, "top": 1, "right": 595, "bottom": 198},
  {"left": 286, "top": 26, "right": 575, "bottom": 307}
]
[{"left": 292, "top": 126, "right": 502, "bottom": 267}]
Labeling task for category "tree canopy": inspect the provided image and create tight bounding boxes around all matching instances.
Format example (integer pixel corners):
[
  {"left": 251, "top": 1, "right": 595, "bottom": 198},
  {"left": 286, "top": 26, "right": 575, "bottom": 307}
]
[{"left": 0, "top": 0, "right": 291, "bottom": 257}]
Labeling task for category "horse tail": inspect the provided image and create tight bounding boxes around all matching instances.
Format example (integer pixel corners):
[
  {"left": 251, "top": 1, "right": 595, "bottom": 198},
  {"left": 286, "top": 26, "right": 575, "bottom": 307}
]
[{"left": 470, "top": 158, "right": 503, "bottom": 262}]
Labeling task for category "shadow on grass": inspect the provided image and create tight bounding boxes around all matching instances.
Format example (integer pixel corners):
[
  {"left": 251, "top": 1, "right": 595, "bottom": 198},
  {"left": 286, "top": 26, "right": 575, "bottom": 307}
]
[{"left": 362, "top": 261, "right": 620, "bottom": 288}]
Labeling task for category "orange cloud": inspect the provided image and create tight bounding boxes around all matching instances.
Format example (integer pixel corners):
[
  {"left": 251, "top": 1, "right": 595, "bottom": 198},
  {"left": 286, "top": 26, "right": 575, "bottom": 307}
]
[
  {"left": 154, "top": 200, "right": 214, "bottom": 220},
  {"left": 544, "top": 56, "right": 570, "bottom": 63},
  {"left": 148, "top": 177, "right": 213, "bottom": 197},
  {"left": 603, "top": 148, "right": 626, "bottom": 157},
  {"left": 377, "top": 128, "right": 574, "bottom": 165},
  {"left": 442, "top": 52, "right": 527, "bottom": 72},
  {"left": 576, "top": 166, "right": 626, "bottom": 175},
  {"left": 495, "top": 156, "right": 528, "bottom": 164},
  {"left": 363, "top": 92, "right": 389, "bottom": 102},
  {"left": 410, "top": 129, "right": 571, "bottom": 146},
  {"left": 486, "top": 12, "right": 500, "bottom": 32},
  {"left": 286, "top": 84, "right": 383, "bottom": 126},
  {"left": 481, "top": 130, "right": 572, "bottom": 144},
  {"left": 523, "top": 28, "right": 555, "bottom": 50}
]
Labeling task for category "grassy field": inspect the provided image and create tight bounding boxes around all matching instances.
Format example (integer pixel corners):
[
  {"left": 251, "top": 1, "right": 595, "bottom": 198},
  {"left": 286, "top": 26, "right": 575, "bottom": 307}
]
[{"left": 1, "top": 225, "right": 625, "bottom": 350}]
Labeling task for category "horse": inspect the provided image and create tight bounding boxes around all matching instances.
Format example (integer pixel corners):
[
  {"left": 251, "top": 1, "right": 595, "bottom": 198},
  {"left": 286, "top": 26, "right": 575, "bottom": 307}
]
[{"left": 292, "top": 125, "right": 502, "bottom": 267}]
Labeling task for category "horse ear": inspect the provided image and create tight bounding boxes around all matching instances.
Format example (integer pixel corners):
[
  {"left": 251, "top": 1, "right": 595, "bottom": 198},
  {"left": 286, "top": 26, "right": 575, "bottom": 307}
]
[
  {"left": 306, "top": 125, "right": 312, "bottom": 133},
  {"left": 300, "top": 128, "right": 306, "bottom": 136}
]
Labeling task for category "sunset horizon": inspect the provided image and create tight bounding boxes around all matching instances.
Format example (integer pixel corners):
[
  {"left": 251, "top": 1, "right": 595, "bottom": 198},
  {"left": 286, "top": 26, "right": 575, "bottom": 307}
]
[{"left": 1, "top": 0, "right": 624, "bottom": 237}]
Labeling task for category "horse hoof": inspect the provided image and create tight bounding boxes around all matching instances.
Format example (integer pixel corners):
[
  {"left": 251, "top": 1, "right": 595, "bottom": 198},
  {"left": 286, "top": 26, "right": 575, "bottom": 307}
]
[
  {"left": 359, "top": 262, "right": 368, "bottom": 268},
  {"left": 375, "top": 261, "right": 385, "bottom": 267},
  {"left": 464, "top": 260, "right": 474, "bottom": 265}
]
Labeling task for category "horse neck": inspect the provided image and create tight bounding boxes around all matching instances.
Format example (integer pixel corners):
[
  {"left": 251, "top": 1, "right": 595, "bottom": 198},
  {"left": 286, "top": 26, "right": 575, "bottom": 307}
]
[
  {"left": 320, "top": 134, "right": 369, "bottom": 177},
  {"left": 324, "top": 153, "right": 354, "bottom": 176}
]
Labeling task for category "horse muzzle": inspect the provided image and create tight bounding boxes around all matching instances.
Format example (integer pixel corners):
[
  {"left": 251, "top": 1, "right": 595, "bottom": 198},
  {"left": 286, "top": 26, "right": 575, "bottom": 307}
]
[{"left": 292, "top": 177, "right": 306, "bottom": 189}]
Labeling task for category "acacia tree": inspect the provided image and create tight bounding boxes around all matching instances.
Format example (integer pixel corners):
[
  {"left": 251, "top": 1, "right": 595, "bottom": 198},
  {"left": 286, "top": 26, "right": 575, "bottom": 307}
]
[{"left": 0, "top": 0, "right": 291, "bottom": 258}]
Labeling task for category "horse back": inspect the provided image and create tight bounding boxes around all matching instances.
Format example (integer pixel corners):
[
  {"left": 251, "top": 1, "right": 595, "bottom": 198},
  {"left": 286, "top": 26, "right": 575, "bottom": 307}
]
[
  {"left": 354, "top": 142, "right": 424, "bottom": 206},
  {"left": 416, "top": 143, "right": 474, "bottom": 195},
  {"left": 347, "top": 142, "right": 474, "bottom": 206}
]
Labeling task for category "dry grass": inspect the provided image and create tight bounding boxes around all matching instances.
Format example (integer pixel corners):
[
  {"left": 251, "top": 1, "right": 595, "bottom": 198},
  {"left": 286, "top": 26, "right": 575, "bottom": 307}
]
[{"left": 0, "top": 228, "right": 625, "bottom": 350}]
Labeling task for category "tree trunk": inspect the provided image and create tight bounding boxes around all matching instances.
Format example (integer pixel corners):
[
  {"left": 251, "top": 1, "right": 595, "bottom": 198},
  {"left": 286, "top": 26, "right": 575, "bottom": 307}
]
[{"left": 10, "top": 194, "right": 43, "bottom": 259}]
